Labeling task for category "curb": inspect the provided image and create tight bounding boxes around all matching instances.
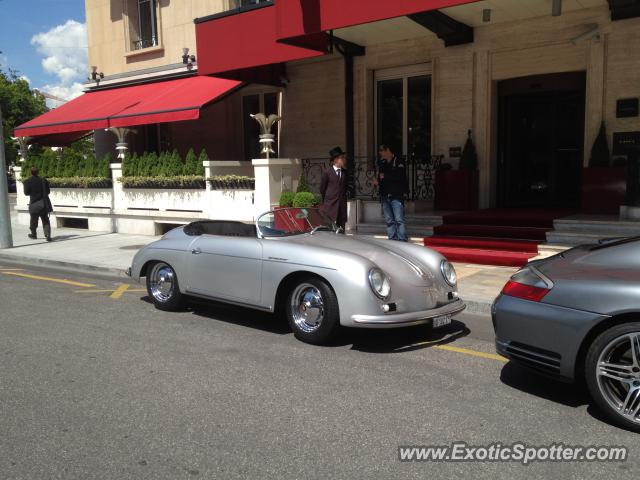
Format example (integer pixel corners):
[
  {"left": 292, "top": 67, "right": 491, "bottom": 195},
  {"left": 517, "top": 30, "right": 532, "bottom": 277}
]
[{"left": 0, "top": 252, "right": 128, "bottom": 278}]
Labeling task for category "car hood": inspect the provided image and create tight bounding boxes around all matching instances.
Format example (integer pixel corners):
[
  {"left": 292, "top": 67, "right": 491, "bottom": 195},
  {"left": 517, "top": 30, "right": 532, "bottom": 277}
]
[{"left": 285, "top": 232, "right": 444, "bottom": 286}]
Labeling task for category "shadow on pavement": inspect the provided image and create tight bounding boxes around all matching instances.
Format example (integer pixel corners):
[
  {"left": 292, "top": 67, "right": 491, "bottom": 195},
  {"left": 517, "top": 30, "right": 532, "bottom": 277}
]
[
  {"left": 499, "top": 362, "right": 589, "bottom": 408},
  {"left": 143, "top": 296, "right": 473, "bottom": 353}
]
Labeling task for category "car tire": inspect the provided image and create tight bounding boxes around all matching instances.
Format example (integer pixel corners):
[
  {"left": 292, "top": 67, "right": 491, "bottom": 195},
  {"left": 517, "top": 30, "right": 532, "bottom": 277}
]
[
  {"left": 285, "top": 277, "right": 340, "bottom": 345},
  {"left": 585, "top": 322, "right": 640, "bottom": 433},
  {"left": 146, "top": 261, "right": 184, "bottom": 311}
]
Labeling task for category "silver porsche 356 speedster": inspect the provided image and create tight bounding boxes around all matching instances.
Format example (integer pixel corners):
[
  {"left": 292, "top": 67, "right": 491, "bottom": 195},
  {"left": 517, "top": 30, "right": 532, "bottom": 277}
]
[{"left": 127, "top": 207, "right": 465, "bottom": 344}]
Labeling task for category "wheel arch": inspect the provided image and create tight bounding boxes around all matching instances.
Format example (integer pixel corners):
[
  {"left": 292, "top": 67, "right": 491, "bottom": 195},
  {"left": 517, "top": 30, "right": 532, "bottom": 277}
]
[
  {"left": 574, "top": 312, "right": 640, "bottom": 380},
  {"left": 273, "top": 271, "right": 336, "bottom": 314}
]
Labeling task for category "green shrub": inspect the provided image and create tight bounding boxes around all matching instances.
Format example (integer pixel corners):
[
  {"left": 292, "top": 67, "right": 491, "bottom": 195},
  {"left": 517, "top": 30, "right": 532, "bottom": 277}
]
[
  {"left": 48, "top": 177, "right": 113, "bottom": 188},
  {"left": 279, "top": 191, "right": 295, "bottom": 207},
  {"left": 118, "top": 175, "right": 206, "bottom": 189},
  {"left": 208, "top": 175, "right": 254, "bottom": 190},
  {"left": 296, "top": 171, "right": 311, "bottom": 193},
  {"left": 292, "top": 191, "right": 319, "bottom": 208}
]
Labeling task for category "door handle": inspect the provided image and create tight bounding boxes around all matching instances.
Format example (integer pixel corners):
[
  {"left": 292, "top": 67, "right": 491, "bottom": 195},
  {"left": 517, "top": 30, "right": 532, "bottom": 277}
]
[{"left": 191, "top": 248, "right": 201, "bottom": 255}]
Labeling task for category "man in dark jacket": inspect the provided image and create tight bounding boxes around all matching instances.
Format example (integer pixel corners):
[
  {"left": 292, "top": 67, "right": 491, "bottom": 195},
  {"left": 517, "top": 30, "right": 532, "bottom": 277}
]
[
  {"left": 320, "top": 146, "right": 348, "bottom": 231},
  {"left": 23, "top": 167, "right": 52, "bottom": 241},
  {"left": 377, "top": 144, "right": 408, "bottom": 241}
]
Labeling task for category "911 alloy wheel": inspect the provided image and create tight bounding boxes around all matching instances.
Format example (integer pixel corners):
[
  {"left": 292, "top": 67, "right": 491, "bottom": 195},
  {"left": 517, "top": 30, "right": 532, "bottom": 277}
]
[
  {"left": 586, "top": 323, "right": 640, "bottom": 432},
  {"left": 146, "top": 261, "right": 184, "bottom": 311},
  {"left": 286, "top": 277, "right": 340, "bottom": 345}
]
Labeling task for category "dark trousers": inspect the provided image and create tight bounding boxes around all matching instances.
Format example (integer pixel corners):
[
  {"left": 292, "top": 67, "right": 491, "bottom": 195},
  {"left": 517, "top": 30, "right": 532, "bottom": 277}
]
[{"left": 30, "top": 211, "right": 51, "bottom": 238}]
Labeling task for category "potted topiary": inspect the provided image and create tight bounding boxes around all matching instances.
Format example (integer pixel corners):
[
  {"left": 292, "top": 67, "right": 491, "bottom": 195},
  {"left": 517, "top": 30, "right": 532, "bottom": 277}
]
[
  {"left": 581, "top": 122, "right": 626, "bottom": 214},
  {"left": 275, "top": 191, "right": 320, "bottom": 231},
  {"left": 435, "top": 130, "right": 479, "bottom": 211}
]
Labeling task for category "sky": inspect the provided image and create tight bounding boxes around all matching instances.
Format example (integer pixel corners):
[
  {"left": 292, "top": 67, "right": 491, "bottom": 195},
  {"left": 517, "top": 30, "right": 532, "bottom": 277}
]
[{"left": 0, "top": 0, "right": 88, "bottom": 106}]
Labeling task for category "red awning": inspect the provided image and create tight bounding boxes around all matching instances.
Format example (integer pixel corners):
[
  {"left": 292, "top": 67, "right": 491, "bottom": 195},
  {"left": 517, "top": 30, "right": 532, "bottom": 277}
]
[
  {"left": 14, "top": 76, "right": 241, "bottom": 139},
  {"left": 275, "top": 0, "right": 481, "bottom": 48},
  {"left": 195, "top": 3, "right": 326, "bottom": 83}
]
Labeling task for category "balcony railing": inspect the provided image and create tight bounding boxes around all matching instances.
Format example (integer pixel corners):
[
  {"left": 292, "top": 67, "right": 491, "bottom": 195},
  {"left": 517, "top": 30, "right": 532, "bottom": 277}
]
[
  {"left": 301, "top": 155, "right": 443, "bottom": 201},
  {"left": 221, "top": 0, "right": 273, "bottom": 16}
]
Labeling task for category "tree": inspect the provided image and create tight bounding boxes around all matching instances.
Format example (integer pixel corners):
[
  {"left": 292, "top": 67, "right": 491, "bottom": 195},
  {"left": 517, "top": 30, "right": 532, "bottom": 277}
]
[
  {"left": 459, "top": 129, "right": 478, "bottom": 170},
  {"left": 0, "top": 64, "right": 47, "bottom": 165}
]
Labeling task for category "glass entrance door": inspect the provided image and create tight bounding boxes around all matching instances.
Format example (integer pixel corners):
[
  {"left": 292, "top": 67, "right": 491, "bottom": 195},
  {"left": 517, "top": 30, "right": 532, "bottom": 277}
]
[{"left": 376, "top": 65, "right": 432, "bottom": 200}]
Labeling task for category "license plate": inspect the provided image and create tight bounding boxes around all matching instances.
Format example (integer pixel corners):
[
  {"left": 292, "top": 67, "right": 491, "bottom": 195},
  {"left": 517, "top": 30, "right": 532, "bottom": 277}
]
[{"left": 433, "top": 315, "right": 452, "bottom": 328}]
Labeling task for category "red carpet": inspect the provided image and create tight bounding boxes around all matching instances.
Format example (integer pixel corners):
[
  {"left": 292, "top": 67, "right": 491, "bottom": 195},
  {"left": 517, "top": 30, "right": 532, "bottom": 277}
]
[{"left": 424, "top": 208, "right": 574, "bottom": 267}]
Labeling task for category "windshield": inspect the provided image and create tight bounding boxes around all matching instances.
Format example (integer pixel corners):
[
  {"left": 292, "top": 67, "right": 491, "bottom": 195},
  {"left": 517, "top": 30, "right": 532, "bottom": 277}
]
[{"left": 256, "top": 207, "right": 336, "bottom": 237}]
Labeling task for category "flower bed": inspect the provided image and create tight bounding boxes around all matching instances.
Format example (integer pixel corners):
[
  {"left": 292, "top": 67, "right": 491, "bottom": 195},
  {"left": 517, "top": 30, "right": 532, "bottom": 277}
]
[
  {"left": 118, "top": 175, "right": 206, "bottom": 189},
  {"left": 208, "top": 175, "right": 255, "bottom": 190},
  {"left": 48, "top": 177, "right": 113, "bottom": 189}
]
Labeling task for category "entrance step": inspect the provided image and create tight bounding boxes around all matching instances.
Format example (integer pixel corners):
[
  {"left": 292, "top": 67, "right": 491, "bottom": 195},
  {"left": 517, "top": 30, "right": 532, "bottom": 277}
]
[
  {"left": 547, "top": 216, "right": 640, "bottom": 245},
  {"left": 356, "top": 223, "right": 435, "bottom": 237},
  {"left": 433, "top": 224, "right": 549, "bottom": 241},
  {"left": 425, "top": 236, "right": 539, "bottom": 253},
  {"left": 425, "top": 246, "right": 536, "bottom": 267}
]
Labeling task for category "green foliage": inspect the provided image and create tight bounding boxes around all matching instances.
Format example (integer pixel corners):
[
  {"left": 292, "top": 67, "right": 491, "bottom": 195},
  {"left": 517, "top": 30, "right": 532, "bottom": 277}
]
[
  {"left": 0, "top": 67, "right": 47, "bottom": 165},
  {"left": 296, "top": 171, "right": 311, "bottom": 193},
  {"left": 197, "top": 149, "right": 208, "bottom": 175},
  {"left": 279, "top": 191, "right": 296, "bottom": 207},
  {"left": 458, "top": 130, "right": 478, "bottom": 170},
  {"left": 47, "top": 177, "right": 113, "bottom": 188},
  {"left": 118, "top": 175, "right": 206, "bottom": 189},
  {"left": 589, "top": 122, "right": 610, "bottom": 168},
  {"left": 19, "top": 138, "right": 112, "bottom": 186},
  {"left": 293, "top": 191, "right": 319, "bottom": 208},
  {"left": 208, "top": 175, "right": 255, "bottom": 190}
]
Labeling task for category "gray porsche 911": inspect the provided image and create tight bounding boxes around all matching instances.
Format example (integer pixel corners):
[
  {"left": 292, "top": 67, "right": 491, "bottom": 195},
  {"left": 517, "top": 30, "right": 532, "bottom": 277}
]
[
  {"left": 128, "top": 207, "right": 465, "bottom": 345},
  {"left": 493, "top": 236, "right": 640, "bottom": 432}
]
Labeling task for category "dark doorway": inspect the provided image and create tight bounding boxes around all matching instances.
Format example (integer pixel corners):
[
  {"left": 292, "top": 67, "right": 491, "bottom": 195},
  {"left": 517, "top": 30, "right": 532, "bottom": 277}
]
[{"left": 497, "top": 72, "right": 585, "bottom": 208}]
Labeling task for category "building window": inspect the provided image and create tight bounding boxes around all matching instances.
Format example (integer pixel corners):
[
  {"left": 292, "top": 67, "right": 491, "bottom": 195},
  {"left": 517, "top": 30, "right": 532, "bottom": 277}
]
[
  {"left": 242, "top": 92, "right": 280, "bottom": 161},
  {"left": 127, "top": 0, "right": 159, "bottom": 51}
]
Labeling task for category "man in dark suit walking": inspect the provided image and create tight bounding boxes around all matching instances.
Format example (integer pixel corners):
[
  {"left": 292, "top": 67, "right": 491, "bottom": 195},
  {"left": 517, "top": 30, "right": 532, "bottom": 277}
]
[
  {"left": 23, "top": 167, "right": 53, "bottom": 241},
  {"left": 320, "top": 146, "right": 348, "bottom": 231}
]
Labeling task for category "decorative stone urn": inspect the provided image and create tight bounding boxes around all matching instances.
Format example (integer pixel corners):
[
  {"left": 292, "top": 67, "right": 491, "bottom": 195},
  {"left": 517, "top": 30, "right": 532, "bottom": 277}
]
[{"left": 250, "top": 113, "right": 281, "bottom": 159}]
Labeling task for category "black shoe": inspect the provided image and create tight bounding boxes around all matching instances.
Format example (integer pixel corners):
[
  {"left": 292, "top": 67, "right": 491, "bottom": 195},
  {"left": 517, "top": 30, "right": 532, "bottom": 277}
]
[
  {"left": 28, "top": 234, "right": 37, "bottom": 239},
  {"left": 46, "top": 237, "right": 52, "bottom": 242}
]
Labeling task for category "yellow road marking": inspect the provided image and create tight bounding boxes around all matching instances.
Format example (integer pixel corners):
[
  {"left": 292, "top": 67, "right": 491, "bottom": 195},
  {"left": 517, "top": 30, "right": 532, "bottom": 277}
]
[
  {"left": 434, "top": 344, "right": 507, "bottom": 363},
  {"left": 110, "top": 284, "right": 131, "bottom": 299},
  {"left": 1, "top": 271, "right": 95, "bottom": 288}
]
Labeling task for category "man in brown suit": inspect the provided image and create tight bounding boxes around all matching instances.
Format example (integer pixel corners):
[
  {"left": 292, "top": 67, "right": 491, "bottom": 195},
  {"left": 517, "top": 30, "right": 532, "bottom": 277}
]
[{"left": 320, "top": 146, "right": 348, "bottom": 231}]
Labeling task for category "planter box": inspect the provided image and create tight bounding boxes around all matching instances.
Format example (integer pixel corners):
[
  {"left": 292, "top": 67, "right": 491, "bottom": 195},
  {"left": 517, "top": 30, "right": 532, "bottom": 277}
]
[
  {"left": 581, "top": 167, "right": 626, "bottom": 214},
  {"left": 49, "top": 188, "right": 114, "bottom": 210},
  {"left": 120, "top": 188, "right": 207, "bottom": 213},
  {"left": 273, "top": 207, "right": 308, "bottom": 232},
  {"left": 434, "top": 169, "right": 478, "bottom": 211}
]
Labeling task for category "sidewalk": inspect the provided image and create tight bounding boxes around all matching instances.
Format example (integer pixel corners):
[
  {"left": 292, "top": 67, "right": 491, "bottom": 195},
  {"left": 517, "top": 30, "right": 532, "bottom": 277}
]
[{"left": 0, "top": 212, "right": 511, "bottom": 315}]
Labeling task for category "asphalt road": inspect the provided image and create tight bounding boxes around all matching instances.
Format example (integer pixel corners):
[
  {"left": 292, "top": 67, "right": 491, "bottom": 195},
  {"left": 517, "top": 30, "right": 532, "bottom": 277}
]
[{"left": 0, "top": 262, "right": 638, "bottom": 479}]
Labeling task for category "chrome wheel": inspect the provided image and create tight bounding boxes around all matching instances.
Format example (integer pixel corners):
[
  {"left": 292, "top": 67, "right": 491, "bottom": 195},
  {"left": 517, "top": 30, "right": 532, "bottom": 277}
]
[
  {"left": 290, "top": 283, "right": 324, "bottom": 333},
  {"left": 149, "top": 262, "right": 176, "bottom": 303},
  {"left": 596, "top": 332, "right": 640, "bottom": 424}
]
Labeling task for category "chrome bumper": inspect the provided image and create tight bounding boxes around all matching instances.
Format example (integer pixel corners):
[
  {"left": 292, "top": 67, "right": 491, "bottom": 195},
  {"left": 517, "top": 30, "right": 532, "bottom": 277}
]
[{"left": 351, "top": 299, "right": 466, "bottom": 328}]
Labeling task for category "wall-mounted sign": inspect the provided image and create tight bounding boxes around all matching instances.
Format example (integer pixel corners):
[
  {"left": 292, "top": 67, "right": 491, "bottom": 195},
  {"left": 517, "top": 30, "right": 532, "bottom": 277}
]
[
  {"left": 449, "top": 146, "right": 462, "bottom": 158},
  {"left": 612, "top": 131, "right": 640, "bottom": 155},
  {"left": 616, "top": 98, "right": 639, "bottom": 118}
]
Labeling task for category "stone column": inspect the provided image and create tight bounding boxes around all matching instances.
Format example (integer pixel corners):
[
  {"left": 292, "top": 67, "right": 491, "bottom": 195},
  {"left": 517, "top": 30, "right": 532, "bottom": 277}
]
[{"left": 252, "top": 158, "right": 301, "bottom": 214}]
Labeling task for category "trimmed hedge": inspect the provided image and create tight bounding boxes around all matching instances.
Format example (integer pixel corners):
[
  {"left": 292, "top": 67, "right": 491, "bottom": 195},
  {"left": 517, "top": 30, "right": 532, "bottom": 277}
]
[
  {"left": 123, "top": 148, "right": 207, "bottom": 177},
  {"left": 21, "top": 148, "right": 111, "bottom": 182},
  {"left": 208, "top": 175, "right": 255, "bottom": 190},
  {"left": 48, "top": 177, "right": 113, "bottom": 189},
  {"left": 118, "top": 175, "right": 206, "bottom": 189},
  {"left": 292, "top": 191, "right": 320, "bottom": 208}
]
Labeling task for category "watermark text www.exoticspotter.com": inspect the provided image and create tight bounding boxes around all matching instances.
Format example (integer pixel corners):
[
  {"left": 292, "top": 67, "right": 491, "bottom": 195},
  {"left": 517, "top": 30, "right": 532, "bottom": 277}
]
[{"left": 398, "top": 442, "right": 628, "bottom": 465}]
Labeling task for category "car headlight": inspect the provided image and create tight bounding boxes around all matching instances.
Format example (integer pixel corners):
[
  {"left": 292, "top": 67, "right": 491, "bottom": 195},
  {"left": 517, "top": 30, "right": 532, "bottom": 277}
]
[
  {"left": 369, "top": 268, "right": 391, "bottom": 299},
  {"left": 441, "top": 260, "right": 457, "bottom": 286}
]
